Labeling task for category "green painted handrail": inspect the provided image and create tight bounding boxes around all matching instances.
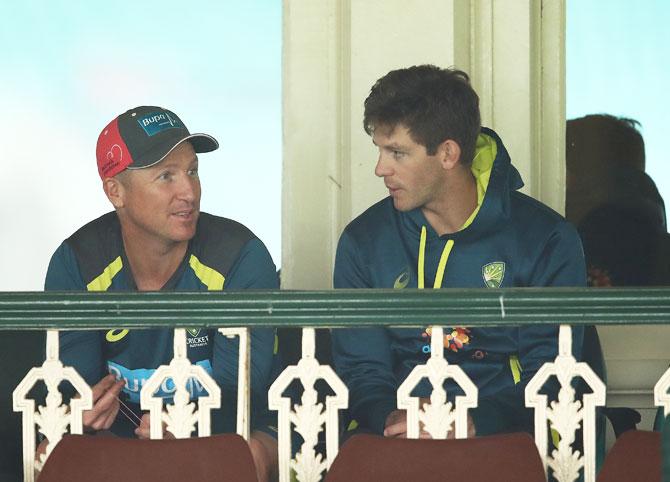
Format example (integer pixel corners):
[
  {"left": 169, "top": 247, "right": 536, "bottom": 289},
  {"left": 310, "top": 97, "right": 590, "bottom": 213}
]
[{"left": 0, "top": 287, "right": 669, "bottom": 330}]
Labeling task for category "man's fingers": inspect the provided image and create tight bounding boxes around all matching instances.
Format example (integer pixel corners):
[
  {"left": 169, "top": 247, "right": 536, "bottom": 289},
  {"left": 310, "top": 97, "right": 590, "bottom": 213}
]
[
  {"left": 134, "top": 413, "right": 174, "bottom": 439},
  {"left": 90, "top": 380, "right": 124, "bottom": 414},
  {"left": 135, "top": 413, "right": 151, "bottom": 439},
  {"left": 83, "top": 378, "right": 125, "bottom": 430},
  {"left": 90, "top": 374, "right": 118, "bottom": 402},
  {"left": 84, "top": 397, "right": 120, "bottom": 431},
  {"left": 467, "top": 414, "right": 476, "bottom": 438},
  {"left": 101, "top": 379, "right": 125, "bottom": 405},
  {"left": 384, "top": 409, "right": 408, "bottom": 437},
  {"left": 383, "top": 420, "right": 407, "bottom": 437},
  {"left": 385, "top": 425, "right": 433, "bottom": 439},
  {"left": 100, "top": 399, "right": 121, "bottom": 429},
  {"left": 139, "top": 413, "right": 150, "bottom": 428},
  {"left": 134, "top": 425, "right": 150, "bottom": 439}
]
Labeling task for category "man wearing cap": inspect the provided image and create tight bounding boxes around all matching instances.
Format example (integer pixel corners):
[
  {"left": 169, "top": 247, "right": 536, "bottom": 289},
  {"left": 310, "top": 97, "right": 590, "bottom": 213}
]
[{"left": 44, "top": 106, "right": 278, "bottom": 480}]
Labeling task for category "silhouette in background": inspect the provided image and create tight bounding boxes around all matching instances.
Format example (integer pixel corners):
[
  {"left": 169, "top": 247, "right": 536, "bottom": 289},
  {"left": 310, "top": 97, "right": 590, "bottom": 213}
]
[
  {"left": 566, "top": 114, "right": 669, "bottom": 289},
  {"left": 566, "top": 114, "right": 670, "bottom": 441}
]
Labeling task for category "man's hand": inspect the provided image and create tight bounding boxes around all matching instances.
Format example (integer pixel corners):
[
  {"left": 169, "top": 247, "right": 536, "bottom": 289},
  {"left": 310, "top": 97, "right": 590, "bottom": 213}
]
[
  {"left": 134, "top": 413, "right": 176, "bottom": 439},
  {"left": 82, "top": 374, "right": 125, "bottom": 432},
  {"left": 383, "top": 409, "right": 431, "bottom": 438},
  {"left": 384, "top": 405, "right": 476, "bottom": 439},
  {"left": 134, "top": 413, "right": 152, "bottom": 439},
  {"left": 248, "top": 431, "right": 278, "bottom": 482}
]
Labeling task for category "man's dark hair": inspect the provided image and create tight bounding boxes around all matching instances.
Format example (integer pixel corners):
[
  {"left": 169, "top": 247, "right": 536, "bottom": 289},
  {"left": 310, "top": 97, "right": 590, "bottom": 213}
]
[
  {"left": 363, "top": 65, "right": 481, "bottom": 164},
  {"left": 566, "top": 114, "right": 645, "bottom": 172}
]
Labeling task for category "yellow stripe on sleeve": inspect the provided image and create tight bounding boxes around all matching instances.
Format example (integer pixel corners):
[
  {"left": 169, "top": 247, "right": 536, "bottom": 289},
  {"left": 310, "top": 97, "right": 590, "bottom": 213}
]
[
  {"left": 189, "top": 254, "right": 225, "bottom": 291},
  {"left": 86, "top": 256, "right": 123, "bottom": 292}
]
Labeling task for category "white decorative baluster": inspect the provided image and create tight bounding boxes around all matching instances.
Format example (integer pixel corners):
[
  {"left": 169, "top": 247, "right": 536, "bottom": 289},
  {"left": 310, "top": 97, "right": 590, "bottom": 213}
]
[
  {"left": 525, "top": 325, "right": 606, "bottom": 482},
  {"left": 654, "top": 366, "right": 670, "bottom": 417},
  {"left": 13, "top": 330, "right": 93, "bottom": 481},
  {"left": 269, "top": 328, "right": 348, "bottom": 482},
  {"left": 397, "top": 326, "right": 478, "bottom": 439},
  {"left": 140, "top": 328, "right": 221, "bottom": 439},
  {"left": 218, "top": 327, "right": 250, "bottom": 440}
]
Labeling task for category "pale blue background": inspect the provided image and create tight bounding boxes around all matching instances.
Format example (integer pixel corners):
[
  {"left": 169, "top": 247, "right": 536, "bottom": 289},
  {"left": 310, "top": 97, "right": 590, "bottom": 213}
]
[
  {"left": 567, "top": 0, "right": 669, "bottom": 221},
  {"left": 0, "top": 1, "right": 282, "bottom": 289}
]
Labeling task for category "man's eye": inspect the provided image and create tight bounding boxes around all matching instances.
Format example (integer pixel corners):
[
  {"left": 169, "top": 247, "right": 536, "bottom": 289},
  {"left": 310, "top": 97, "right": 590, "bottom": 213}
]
[
  {"left": 392, "top": 150, "right": 404, "bottom": 159},
  {"left": 158, "top": 172, "right": 172, "bottom": 181},
  {"left": 188, "top": 169, "right": 199, "bottom": 177}
]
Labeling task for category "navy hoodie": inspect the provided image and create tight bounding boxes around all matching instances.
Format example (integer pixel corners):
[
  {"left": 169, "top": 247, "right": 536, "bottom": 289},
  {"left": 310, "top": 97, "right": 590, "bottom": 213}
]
[{"left": 331, "top": 127, "right": 586, "bottom": 436}]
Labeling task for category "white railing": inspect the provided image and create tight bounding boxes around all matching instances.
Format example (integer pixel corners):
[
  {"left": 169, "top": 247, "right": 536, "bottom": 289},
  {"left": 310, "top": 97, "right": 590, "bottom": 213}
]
[
  {"left": 526, "top": 326, "right": 606, "bottom": 482},
  {"left": 140, "top": 328, "right": 222, "bottom": 439},
  {"left": 13, "top": 331, "right": 92, "bottom": 480},
  {"left": 268, "top": 328, "right": 348, "bottom": 482},
  {"left": 397, "top": 326, "right": 478, "bottom": 440},
  {"left": 15, "top": 323, "right": 664, "bottom": 482},
  {"left": 6, "top": 284, "right": 670, "bottom": 482}
]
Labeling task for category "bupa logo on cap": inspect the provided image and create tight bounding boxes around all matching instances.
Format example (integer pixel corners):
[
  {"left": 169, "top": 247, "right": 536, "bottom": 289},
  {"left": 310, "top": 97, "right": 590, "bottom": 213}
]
[{"left": 137, "top": 111, "right": 183, "bottom": 137}]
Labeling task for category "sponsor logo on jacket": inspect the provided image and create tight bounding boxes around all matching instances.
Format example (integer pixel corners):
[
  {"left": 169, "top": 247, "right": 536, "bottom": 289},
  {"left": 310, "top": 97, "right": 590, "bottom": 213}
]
[
  {"left": 108, "top": 359, "right": 212, "bottom": 404},
  {"left": 187, "top": 328, "right": 209, "bottom": 348}
]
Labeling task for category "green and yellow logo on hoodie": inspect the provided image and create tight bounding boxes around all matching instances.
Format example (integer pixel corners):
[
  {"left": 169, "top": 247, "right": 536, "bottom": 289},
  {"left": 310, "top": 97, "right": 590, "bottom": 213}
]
[{"left": 482, "top": 262, "right": 505, "bottom": 288}]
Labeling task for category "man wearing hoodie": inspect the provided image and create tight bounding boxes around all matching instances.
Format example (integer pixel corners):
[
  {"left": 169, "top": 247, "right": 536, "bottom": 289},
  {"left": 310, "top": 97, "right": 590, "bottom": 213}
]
[{"left": 331, "top": 65, "right": 586, "bottom": 438}]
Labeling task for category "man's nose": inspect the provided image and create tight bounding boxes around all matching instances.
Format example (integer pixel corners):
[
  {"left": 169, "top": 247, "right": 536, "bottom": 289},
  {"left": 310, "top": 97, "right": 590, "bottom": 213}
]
[
  {"left": 176, "top": 174, "right": 198, "bottom": 202},
  {"left": 375, "top": 152, "right": 391, "bottom": 178}
]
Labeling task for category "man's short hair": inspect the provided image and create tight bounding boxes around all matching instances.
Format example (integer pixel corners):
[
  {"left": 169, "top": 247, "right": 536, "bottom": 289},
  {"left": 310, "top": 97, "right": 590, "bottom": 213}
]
[
  {"left": 567, "top": 114, "right": 645, "bottom": 172},
  {"left": 363, "top": 65, "right": 481, "bottom": 164}
]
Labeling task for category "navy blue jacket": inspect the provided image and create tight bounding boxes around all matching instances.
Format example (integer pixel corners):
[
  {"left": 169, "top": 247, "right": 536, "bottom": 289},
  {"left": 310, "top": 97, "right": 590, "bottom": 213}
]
[
  {"left": 331, "top": 128, "right": 586, "bottom": 436},
  {"left": 45, "top": 211, "right": 279, "bottom": 437}
]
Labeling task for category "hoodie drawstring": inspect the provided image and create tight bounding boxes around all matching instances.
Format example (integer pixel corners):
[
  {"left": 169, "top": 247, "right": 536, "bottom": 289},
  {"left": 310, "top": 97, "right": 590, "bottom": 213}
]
[{"left": 418, "top": 226, "right": 454, "bottom": 289}]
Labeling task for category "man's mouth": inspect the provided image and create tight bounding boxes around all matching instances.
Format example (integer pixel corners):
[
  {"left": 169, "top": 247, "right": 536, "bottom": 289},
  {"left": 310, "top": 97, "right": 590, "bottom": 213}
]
[{"left": 173, "top": 209, "right": 195, "bottom": 219}]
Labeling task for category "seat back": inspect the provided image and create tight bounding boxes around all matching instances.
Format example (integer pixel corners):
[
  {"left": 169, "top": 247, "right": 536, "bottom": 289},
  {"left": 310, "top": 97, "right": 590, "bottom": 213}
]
[
  {"left": 597, "top": 430, "right": 661, "bottom": 482},
  {"left": 324, "top": 432, "right": 546, "bottom": 482},
  {"left": 38, "top": 433, "right": 257, "bottom": 482}
]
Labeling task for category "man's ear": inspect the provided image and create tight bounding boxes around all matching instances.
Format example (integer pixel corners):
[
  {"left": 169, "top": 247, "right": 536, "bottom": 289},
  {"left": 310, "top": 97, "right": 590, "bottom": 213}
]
[
  {"left": 437, "top": 139, "right": 462, "bottom": 170},
  {"left": 103, "top": 176, "right": 126, "bottom": 209}
]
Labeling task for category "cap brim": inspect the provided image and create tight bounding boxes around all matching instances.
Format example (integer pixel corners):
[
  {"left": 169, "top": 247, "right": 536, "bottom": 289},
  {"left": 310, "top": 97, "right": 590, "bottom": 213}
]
[
  {"left": 127, "top": 133, "right": 219, "bottom": 171},
  {"left": 187, "top": 133, "right": 219, "bottom": 153}
]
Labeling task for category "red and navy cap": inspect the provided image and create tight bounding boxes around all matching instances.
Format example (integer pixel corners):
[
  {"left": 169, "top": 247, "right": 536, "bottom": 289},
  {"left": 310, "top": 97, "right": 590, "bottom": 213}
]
[{"left": 96, "top": 106, "right": 219, "bottom": 179}]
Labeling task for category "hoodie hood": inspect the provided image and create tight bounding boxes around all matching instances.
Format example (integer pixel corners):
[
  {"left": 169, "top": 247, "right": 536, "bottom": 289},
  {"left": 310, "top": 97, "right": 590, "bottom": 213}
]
[
  {"left": 472, "top": 127, "right": 524, "bottom": 232},
  {"left": 402, "top": 127, "right": 524, "bottom": 240}
]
